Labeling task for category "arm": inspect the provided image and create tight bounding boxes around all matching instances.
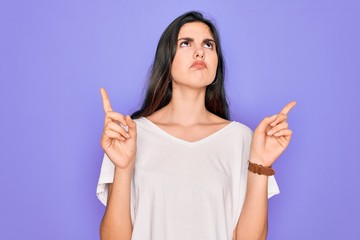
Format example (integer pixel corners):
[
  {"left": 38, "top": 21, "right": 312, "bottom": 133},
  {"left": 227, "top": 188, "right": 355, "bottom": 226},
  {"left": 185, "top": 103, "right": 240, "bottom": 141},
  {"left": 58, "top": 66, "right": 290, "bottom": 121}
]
[
  {"left": 99, "top": 88, "right": 137, "bottom": 240},
  {"left": 233, "top": 171, "right": 268, "bottom": 240},
  {"left": 100, "top": 166, "right": 134, "bottom": 240},
  {"left": 233, "top": 101, "right": 296, "bottom": 240}
]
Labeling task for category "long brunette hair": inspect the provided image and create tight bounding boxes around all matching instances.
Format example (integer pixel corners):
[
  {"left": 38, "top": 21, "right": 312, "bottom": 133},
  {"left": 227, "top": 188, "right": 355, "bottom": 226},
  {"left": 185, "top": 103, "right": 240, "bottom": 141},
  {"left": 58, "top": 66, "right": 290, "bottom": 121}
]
[{"left": 131, "top": 11, "right": 229, "bottom": 119}]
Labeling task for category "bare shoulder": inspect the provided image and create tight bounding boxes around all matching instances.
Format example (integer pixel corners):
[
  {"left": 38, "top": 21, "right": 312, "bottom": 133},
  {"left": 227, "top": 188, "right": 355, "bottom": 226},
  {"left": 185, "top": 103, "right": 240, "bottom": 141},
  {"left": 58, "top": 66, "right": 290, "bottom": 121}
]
[
  {"left": 145, "top": 108, "right": 167, "bottom": 125},
  {"left": 207, "top": 113, "right": 231, "bottom": 126}
]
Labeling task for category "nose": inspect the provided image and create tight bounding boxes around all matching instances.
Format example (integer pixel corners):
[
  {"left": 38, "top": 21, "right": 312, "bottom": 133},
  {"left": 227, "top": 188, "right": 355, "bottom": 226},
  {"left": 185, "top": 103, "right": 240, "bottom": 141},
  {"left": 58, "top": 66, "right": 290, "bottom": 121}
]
[{"left": 193, "top": 47, "right": 204, "bottom": 59}]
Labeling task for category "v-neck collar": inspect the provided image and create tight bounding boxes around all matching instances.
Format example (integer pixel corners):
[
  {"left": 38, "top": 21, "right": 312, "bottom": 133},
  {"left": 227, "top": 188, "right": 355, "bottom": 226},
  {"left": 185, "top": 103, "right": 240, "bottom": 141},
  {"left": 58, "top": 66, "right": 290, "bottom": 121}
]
[{"left": 140, "top": 117, "right": 236, "bottom": 146}]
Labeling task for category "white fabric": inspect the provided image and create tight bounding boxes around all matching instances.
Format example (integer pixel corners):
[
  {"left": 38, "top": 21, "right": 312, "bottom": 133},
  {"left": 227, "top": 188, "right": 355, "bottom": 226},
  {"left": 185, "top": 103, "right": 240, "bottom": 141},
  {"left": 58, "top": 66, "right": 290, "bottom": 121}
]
[{"left": 96, "top": 117, "right": 279, "bottom": 240}]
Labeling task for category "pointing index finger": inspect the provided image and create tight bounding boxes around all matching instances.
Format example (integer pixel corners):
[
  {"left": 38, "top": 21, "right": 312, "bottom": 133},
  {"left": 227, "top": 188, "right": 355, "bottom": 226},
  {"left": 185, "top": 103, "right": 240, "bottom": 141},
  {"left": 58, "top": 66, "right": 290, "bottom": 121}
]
[
  {"left": 100, "top": 87, "right": 113, "bottom": 112},
  {"left": 280, "top": 101, "right": 297, "bottom": 115}
]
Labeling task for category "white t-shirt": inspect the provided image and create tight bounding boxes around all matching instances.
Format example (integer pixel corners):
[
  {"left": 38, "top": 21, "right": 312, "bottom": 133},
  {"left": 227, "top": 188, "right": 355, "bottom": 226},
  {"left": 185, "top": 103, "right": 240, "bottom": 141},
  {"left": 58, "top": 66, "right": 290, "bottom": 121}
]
[{"left": 96, "top": 117, "right": 279, "bottom": 240}]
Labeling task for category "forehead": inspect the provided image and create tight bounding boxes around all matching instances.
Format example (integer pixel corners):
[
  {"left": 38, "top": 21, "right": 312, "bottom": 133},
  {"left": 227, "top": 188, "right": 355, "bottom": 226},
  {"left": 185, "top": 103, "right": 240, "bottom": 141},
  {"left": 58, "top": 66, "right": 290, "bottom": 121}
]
[{"left": 178, "top": 22, "right": 214, "bottom": 39}]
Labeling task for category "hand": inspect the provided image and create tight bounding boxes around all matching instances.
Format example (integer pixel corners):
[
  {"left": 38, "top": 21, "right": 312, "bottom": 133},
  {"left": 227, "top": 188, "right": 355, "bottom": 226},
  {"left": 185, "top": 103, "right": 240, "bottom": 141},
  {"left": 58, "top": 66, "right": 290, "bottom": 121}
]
[
  {"left": 250, "top": 101, "right": 296, "bottom": 167},
  {"left": 100, "top": 87, "right": 137, "bottom": 170}
]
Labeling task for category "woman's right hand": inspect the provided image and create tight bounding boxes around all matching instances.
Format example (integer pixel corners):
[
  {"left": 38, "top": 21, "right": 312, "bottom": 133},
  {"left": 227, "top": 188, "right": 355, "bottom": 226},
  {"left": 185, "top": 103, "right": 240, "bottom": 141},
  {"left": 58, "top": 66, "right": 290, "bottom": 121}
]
[{"left": 100, "top": 87, "right": 137, "bottom": 170}]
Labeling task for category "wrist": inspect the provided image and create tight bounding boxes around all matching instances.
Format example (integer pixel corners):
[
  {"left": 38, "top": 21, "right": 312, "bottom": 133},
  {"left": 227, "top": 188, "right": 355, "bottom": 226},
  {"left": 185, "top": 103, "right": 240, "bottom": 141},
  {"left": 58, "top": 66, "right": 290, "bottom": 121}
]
[
  {"left": 115, "top": 163, "right": 134, "bottom": 176},
  {"left": 248, "top": 155, "right": 273, "bottom": 167},
  {"left": 248, "top": 161, "right": 275, "bottom": 176}
]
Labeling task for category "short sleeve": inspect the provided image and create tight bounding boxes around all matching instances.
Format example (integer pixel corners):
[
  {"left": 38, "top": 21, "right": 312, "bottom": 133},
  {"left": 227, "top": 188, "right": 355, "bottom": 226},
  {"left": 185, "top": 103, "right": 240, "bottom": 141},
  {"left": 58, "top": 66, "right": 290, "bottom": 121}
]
[
  {"left": 96, "top": 153, "right": 136, "bottom": 225},
  {"left": 96, "top": 153, "right": 115, "bottom": 206},
  {"left": 268, "top": 175, "right": 280, "bottom": 198}
]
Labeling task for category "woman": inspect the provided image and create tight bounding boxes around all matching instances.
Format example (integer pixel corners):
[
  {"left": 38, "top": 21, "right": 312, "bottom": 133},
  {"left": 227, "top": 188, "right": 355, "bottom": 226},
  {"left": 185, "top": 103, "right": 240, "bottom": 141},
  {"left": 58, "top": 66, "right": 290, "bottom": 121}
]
[{"left": 97, "top": 11, "right": 295, "bottom": 240}]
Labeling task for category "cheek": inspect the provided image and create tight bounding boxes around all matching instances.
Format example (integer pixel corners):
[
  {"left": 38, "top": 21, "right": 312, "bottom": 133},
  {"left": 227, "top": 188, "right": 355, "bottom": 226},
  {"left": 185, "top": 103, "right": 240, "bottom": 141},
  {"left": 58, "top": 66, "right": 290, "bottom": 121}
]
[
  {"left": 210, "top": 56, "right": 219, "bottom": 75},
  {"left": 170, "top": 59, "right": 180, "bottom": 77},
  {"left": 171, "top": 54, "right": 186, "bottom": 76}
]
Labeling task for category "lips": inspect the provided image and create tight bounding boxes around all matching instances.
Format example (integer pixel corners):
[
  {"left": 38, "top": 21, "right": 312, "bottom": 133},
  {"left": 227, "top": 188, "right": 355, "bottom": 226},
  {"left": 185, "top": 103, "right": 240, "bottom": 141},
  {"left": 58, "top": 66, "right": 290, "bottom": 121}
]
[{"left": 190, "top": 61, "right": 207, "bottom": 69}]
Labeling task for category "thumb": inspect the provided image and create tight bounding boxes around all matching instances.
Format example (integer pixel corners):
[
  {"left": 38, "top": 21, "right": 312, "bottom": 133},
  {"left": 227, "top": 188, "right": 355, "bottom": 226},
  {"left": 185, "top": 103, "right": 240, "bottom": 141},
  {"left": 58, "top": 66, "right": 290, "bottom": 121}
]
[
  {"left": 125, "top": 115, "right": 137, "bottom": 137},
  {"left": 255, "top": 114, "right": 277, "bottom": 134}
]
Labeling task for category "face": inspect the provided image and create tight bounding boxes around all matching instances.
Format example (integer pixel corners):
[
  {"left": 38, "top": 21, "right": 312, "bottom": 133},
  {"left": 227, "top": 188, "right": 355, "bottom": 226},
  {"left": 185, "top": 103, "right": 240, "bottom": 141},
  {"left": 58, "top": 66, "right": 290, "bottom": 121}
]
[{"left": 171, "top": 22, "right": 218, "bottom": 88}]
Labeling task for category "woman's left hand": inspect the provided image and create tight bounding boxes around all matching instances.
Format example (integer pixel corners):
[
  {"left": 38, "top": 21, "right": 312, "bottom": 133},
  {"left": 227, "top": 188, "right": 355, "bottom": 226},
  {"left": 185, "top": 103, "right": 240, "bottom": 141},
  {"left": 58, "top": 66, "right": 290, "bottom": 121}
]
[{"left": 250, "top": 101, "right": 296, "bottom": 167}]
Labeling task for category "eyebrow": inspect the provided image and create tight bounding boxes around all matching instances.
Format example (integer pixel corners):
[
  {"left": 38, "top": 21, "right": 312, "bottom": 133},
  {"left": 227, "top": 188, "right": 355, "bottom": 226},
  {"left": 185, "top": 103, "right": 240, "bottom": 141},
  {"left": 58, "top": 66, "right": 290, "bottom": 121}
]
[{"left": 177, "top": 37, "right": 216, "bottom": 44}]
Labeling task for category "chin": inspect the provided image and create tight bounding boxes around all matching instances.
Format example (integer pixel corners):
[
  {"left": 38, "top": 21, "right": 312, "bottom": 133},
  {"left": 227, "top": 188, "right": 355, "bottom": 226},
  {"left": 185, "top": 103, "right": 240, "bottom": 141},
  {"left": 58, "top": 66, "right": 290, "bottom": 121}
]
[
  {"left": 173, "top": 80, "right": 210, "bottom": 89},
  {"left": 172, "top": 73, "right": 215, "bottom": 88}
]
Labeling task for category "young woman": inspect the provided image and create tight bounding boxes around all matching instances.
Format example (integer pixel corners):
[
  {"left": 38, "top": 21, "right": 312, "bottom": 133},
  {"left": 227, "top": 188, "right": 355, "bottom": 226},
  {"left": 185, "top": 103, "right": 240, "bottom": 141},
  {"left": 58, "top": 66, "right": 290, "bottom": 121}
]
[{"left": 96, "top": 11, "right": 296, "bottom": 240}]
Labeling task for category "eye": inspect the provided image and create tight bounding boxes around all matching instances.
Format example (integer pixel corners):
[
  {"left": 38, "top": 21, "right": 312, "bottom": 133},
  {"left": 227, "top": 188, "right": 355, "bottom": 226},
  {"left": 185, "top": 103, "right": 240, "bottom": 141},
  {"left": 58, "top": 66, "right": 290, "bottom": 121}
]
[
  {"left": 180, "top": 41, "right": 190, "bottom": 47},
  {"left": 204, "top": 41, "right": 214, "bottom": 49},
  {"left": 204, "top": 42, "right": 213, "bottom": 49}
]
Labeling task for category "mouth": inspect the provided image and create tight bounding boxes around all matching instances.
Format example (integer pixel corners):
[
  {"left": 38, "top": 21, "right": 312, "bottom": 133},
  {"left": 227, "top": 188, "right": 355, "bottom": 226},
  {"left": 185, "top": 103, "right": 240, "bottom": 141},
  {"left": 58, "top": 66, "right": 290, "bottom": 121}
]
[{"left": 190, "top": 61, "right": 207, "bottom": 69}]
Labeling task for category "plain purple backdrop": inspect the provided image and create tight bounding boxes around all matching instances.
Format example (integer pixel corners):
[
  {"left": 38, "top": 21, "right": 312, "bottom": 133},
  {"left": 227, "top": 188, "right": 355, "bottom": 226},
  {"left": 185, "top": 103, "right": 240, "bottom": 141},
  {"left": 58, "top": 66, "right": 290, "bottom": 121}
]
[{"left": 1, "top": 0, "right": 359, "bottom": 239}]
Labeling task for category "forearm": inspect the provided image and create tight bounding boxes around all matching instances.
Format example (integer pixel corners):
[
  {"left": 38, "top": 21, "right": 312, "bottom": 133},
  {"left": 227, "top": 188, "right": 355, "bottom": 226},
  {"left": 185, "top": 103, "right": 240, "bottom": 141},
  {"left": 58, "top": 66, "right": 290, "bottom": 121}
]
[
  {"left": 100, "top": 166, "right": 134, "bottom": 240},
  {"left": 235, "top": 164, "right": 269, "bottom": 240}
]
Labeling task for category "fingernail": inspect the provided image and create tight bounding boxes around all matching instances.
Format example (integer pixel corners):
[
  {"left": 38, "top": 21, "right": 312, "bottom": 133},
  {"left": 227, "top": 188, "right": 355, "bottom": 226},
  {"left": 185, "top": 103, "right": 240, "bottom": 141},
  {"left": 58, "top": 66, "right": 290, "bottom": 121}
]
[{"left": 267, "top": 130, "right": 273, "bottom": 135}]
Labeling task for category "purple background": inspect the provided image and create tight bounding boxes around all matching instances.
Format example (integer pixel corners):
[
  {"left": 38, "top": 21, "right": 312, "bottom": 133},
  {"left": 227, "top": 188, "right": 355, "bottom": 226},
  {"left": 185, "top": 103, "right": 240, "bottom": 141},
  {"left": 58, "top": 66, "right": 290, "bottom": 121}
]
[{"left": 1, "top": 0, "right": 359, "bottom": 239}]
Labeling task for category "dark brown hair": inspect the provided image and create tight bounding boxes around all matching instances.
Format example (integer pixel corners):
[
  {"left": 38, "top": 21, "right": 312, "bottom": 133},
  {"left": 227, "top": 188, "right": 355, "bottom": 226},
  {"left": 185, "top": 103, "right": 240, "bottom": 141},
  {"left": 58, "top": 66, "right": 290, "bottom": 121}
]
[{"left": 131, "top": 11, "right": 229, "bottom": 119}]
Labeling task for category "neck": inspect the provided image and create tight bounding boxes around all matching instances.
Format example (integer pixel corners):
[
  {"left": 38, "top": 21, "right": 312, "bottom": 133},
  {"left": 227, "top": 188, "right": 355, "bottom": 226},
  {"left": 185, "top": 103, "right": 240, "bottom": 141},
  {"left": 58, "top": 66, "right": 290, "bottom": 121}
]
[{"left": 161, "top": 85, "right": 209, "bottom": 126}]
